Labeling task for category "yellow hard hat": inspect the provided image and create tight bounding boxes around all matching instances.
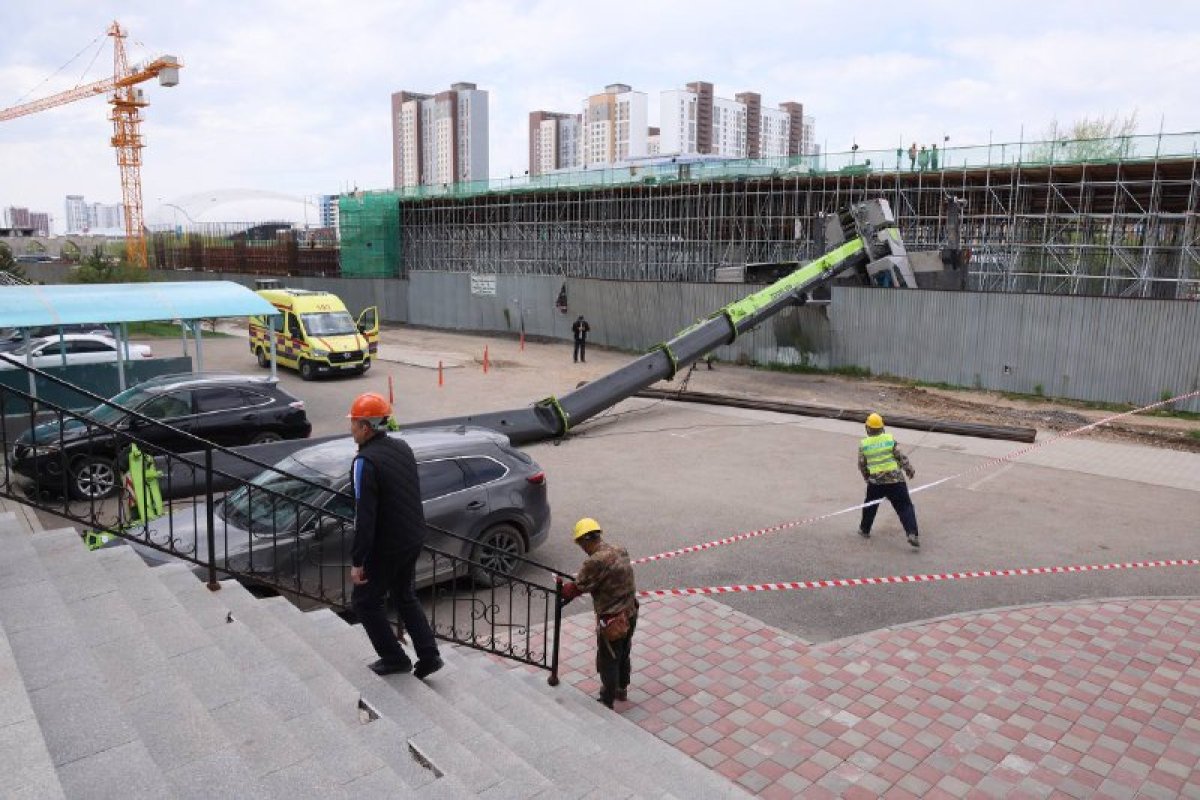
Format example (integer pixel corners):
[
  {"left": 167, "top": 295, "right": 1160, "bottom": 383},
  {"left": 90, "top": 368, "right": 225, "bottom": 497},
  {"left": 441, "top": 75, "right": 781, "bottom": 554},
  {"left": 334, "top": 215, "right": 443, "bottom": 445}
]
[
  {"left": 866, "top": 412, "right": 884, "bottom": 429},
  {"left": 573, "top": 517, "right": 602, "bottom": 541}
]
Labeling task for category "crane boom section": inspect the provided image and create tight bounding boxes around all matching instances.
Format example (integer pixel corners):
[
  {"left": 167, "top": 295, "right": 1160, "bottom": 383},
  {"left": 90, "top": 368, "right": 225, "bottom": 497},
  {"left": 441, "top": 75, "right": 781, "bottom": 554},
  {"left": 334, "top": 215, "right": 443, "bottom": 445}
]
[{"left": 0, "top": 58, "right": 179, "bottom": 122}]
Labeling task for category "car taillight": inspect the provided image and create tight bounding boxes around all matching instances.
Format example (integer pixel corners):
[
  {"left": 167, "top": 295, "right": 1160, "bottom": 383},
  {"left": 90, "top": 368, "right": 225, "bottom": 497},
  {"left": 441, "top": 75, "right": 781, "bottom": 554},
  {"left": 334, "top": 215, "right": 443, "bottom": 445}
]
[
  {"left": 526, "top": 471, "right": 545, "bottom": 485},
  {"left": 289, "top": 400, "right": 305, "bottom": 410}
]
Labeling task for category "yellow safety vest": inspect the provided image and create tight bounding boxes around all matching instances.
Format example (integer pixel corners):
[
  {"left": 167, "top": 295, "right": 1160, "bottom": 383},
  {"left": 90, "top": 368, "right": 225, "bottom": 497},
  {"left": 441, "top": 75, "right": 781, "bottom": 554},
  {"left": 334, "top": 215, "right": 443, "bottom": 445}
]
[{"left": 860, "top": 433, "right": 900, "bottom": 475}]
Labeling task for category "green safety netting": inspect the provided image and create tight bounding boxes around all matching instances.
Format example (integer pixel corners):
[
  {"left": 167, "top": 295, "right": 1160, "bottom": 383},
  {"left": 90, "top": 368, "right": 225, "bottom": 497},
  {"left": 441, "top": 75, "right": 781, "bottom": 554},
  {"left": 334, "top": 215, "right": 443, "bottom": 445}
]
[{"left": 339, "top": 193, "right": 402, "bottom": 277}]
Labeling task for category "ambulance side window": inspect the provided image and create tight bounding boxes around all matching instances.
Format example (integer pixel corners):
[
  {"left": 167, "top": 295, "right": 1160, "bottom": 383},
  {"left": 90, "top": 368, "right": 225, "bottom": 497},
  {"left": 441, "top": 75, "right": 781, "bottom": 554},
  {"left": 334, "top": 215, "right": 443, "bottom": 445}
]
[
  {"left": 284, "top": 312, "right": 301, "bottom": 337},
  {"left": 268, "top": 315, "right": 284, "bottom": 334}
]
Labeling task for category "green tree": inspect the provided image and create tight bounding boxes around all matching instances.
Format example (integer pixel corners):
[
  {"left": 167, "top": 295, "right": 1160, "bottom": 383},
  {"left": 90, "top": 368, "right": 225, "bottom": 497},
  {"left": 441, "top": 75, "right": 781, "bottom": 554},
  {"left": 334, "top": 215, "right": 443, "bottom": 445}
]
[
  {"left": 0, "top": 242, "right": 27, "bottom": 282},
  {"left": 69, "top": 245, "right": 150, "bottom": 284},
  {"left": 1028, "top": 112, "right": 1139, "bottom": 164}
]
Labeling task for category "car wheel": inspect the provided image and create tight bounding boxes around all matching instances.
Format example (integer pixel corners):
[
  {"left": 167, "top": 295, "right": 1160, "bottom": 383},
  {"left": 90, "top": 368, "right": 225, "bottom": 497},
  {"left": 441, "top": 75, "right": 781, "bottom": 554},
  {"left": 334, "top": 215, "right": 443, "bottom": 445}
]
[
  {"left": 256, "top": 348, "right": 270, "bottom": 368},
  {"left": 470, "top": 523, "right": 526, "bottom": 586},
  {"left": 299, "top": 359, "right": 316, "bottom": 381},
  {"left": 69, "top": 456, "right": 119, "bottom": 500},
  {"left": 249, "top": 431, "right": 283, "bottom": 445}
]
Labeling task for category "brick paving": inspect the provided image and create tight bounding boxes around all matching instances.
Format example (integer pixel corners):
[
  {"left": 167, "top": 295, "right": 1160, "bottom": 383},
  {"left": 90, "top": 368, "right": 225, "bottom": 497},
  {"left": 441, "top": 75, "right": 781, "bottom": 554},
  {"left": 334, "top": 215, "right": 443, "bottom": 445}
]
[{"left": 550, "top": 596, "right": 1200, "bottom": 798}]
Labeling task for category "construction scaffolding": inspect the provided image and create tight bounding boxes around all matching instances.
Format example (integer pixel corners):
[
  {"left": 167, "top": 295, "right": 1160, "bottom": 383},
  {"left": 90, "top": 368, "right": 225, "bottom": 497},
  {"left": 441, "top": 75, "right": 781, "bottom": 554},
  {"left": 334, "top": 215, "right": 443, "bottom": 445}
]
[{"left": 381, "top": 131, "right": 1199, "bottom": 298}]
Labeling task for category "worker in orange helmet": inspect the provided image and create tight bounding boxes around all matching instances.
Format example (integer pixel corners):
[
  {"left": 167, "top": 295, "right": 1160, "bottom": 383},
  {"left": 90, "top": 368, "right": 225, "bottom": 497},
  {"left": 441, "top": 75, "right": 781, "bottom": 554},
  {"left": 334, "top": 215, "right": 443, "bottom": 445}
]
[
  {"left": 347, "top": 392, "right": 442, "bottom": 678},
  {"left": 857, "top": 412, "right": 920, "bottom": 548}
]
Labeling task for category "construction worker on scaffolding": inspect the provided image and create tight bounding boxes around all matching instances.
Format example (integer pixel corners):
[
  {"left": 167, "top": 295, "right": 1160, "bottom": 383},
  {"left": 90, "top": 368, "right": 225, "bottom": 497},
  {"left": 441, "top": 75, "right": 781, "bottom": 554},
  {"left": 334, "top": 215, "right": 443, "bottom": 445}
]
[{"left": 857, "top": 413, "right": 921, "bottom": 548}]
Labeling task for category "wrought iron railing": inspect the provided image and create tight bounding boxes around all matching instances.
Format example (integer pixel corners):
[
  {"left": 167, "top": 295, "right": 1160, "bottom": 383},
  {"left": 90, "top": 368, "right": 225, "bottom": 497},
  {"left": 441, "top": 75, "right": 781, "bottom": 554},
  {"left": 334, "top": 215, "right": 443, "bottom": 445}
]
[{"left": 0, "top": 356, "right": 567, "bottom": 682}]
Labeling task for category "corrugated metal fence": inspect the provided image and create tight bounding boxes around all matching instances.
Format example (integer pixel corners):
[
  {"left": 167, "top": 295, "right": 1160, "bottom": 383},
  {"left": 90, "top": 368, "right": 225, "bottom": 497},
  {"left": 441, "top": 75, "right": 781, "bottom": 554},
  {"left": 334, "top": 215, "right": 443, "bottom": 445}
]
[{"left": 832, "top": 288, "right": 1200, "bottom": 412}]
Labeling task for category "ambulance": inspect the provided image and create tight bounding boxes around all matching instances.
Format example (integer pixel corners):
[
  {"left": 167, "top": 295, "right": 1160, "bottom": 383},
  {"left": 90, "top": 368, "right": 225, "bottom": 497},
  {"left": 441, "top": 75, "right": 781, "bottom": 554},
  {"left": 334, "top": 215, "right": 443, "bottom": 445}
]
[{"left": 248, "top": 283, "right": 379, "bottom": 380}]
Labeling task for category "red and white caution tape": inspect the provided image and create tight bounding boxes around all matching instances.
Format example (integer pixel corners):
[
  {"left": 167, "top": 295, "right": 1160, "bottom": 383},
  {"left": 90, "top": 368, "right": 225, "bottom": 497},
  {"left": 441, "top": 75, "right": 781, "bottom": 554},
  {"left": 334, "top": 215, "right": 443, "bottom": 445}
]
[
  {"left": 632, "top": 389, "right": 1200, "bottom": 567},
  {"left": 637, "top": 558, "right": 1200, "bottom": 598}
]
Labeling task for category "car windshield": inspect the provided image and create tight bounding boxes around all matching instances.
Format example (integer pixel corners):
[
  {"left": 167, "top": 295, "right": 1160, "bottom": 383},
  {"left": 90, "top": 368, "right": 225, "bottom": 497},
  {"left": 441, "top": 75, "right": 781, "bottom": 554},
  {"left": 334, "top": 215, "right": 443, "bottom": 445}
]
[
  {"left": 300, "top": 311, "right": 357, "bottom": 337},
  {"left": 222, "top": 455, "right": 339, "bottom": 535},
  {"left": 86, "top": 384, "right": 155, "bottom": 425}
]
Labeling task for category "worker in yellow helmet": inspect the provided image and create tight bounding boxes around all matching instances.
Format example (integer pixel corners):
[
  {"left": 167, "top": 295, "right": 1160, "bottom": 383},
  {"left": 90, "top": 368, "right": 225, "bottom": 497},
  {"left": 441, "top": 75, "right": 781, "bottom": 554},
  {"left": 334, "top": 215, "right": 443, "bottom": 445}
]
[
  {"left": 561, "top": 517, "right": 638, "bottom": 708},
  {"left": 857, "top": 413, "right": 921, "bottom": 547}
]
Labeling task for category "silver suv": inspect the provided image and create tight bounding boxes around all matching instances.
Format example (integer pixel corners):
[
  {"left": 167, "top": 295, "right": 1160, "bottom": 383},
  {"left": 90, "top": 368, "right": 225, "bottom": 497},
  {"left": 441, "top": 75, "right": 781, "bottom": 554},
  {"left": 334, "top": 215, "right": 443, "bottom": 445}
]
[{"left": 122, "top": 427, "right": 551, "bottom": 594}]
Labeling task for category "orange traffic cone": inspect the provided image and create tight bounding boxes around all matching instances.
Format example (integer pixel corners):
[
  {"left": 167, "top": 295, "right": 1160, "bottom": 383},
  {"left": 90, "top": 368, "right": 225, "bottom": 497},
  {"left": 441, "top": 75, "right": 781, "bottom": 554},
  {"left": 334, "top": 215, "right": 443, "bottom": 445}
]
[
  {"left": 483, "top": 346, "right": 490, "bottom": 374},
  {"left": 438, "top": 360, "right": 444, "bottom": 387}
]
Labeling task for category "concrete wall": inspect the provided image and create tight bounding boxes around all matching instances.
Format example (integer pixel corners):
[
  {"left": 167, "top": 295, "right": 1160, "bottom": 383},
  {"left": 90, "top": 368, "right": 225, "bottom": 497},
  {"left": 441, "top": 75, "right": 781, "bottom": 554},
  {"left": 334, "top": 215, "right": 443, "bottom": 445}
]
[{"left": 832, "top": 287, "right": 1200, "bottom": 412}]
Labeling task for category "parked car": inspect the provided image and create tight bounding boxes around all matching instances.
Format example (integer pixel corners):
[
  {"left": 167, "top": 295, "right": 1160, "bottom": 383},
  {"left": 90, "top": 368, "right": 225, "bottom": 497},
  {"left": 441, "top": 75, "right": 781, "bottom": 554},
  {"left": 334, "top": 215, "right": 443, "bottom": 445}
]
[
  {"left": 120, "top": 427, "right": 551, "bottom": 591},
  {"left": 0, "top": 333, "right": 152, "bottom": 369},
  {"left": 0, "top": 325, "right": 112, "bottom": 353},
  {"left": 10, "top": 373, "right": 312, "bottom": 500}
]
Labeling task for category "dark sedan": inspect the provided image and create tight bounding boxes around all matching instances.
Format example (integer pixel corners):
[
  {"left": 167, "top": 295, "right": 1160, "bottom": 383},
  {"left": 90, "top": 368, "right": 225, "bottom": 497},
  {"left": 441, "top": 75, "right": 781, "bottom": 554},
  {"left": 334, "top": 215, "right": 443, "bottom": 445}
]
[{"left": 11, "top": 373, "right": 311, "bottom": 500}]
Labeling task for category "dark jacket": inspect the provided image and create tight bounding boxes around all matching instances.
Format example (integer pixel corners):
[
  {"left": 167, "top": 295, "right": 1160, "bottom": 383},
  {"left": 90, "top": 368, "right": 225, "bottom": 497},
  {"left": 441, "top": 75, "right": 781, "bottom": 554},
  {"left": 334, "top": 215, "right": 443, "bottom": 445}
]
[
  {"left": 350, "top": 432, "right": 426, "bottom": 567},
  {"left": 576, "top": 541, "right": 637, "bottom": 616},
  {"left": 572, "top": 318, "right": 590, "bottom": 342}
]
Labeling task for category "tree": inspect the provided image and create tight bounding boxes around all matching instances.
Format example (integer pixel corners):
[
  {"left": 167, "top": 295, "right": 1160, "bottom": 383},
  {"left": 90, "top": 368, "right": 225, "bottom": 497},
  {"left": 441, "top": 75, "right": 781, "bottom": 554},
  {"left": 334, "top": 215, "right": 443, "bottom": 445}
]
[
  {"left": 1028, "top": 112, "right": 1139, "bottom": 164},
  {"left": 0, "top": 242, "right": 26, "bottom": 282},
  {"left": 68, "top": 245, "right": 150, "bottom": 284}
]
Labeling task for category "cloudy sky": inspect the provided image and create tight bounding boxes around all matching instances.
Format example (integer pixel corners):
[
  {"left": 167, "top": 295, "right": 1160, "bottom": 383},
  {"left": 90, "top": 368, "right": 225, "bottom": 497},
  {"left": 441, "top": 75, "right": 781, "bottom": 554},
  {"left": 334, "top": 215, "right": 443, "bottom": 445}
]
[{"left": 2, "top": 0, "right": 1198, "bottom": 231}]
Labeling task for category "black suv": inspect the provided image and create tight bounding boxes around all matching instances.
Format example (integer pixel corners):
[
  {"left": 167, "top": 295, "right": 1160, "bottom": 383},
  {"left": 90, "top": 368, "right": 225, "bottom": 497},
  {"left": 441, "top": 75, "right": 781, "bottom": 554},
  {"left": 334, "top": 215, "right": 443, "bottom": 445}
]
[{"left": 11, "top": 373, "right": 312, "bottom": 500}]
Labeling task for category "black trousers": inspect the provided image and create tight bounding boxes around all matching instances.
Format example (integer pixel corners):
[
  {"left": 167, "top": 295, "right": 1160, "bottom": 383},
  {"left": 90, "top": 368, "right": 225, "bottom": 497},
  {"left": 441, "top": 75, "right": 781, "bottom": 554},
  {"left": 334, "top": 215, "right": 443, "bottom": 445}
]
[
  {"left": 595, "top": 609, "right": 637, "bottom": 703},
  {"left": 573, "top": 339, "right": 586, "bottom": 362},
  {"left": 351, "top": 548, "right": 439, "bottom": 665},
  {"left": 860, "top": 481, "right": 919, "bottom": 535}
]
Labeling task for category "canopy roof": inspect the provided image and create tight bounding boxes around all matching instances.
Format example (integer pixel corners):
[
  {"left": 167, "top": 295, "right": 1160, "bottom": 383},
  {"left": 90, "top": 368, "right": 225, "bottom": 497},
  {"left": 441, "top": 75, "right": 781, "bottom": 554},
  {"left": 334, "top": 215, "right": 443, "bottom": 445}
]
[{"left": 0, "top": 281, "right": 278, "bottom": 327}]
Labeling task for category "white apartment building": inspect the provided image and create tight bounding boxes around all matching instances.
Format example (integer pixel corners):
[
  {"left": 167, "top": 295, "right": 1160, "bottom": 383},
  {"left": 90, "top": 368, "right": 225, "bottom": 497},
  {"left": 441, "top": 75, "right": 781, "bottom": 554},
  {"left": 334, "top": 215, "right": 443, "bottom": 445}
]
[
  {"left": 63, "top": 195, "right": 123, "bottom": 233},
  {"left": 659, "top": 83, "right": 810, "bottom": 159},
  {"left": 391, "top": 82, "right": 489, "bottom": 188},
  {"left": 712, "top": 96, "right": 747, "bottom": 159},
  {"left": 760, "top": 107, "right": 792, "bottom": 158},
  {"left": 660, "top": 89, "right": 699, "bottom": 155},
  {"left": 582, "top": 84, "right": 647, "bottom": 167},
  {"left": 528, "top": 112, "right": 582, "bottom": 175}
]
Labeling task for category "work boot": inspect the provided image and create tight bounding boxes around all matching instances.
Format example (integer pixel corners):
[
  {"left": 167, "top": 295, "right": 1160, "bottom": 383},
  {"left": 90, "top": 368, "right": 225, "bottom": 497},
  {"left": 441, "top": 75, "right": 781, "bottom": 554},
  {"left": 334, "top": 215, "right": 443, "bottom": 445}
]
[
  {"left": 907, "top": 533, "right": 920, "bottom": 548},
  {"left": 413, "top": 657, "right": 444, "bottom": 680},
  {"left": 857, "top": 527, "right": 870, "bottom": 539},
  {"left": 596, "top": 692, "right": 615, "bottom": 709},
  {"left": 615, "top": 687, "right": 628, "bottom": 702}
]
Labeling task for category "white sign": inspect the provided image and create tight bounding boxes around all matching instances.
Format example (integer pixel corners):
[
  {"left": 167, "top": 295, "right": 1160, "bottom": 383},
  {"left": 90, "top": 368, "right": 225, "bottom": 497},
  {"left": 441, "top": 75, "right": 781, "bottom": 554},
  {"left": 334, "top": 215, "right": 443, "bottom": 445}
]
[{"left": 470, "top": 274, "right": 497, "bottom": 296}]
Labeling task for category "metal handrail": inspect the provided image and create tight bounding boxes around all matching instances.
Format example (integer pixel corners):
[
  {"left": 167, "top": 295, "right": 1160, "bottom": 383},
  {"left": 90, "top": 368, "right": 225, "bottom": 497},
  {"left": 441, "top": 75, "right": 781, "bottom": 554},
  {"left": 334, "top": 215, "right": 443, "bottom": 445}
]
[{"left": 0, "top": 362, "right": 565, "bottom": 682}]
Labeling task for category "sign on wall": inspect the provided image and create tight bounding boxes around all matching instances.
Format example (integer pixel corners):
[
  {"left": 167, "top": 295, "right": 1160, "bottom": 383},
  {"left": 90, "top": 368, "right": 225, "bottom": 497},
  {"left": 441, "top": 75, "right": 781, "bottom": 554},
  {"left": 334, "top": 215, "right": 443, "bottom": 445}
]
[{"left": 470, "top": 274, "right": 497, "bottom": 296}]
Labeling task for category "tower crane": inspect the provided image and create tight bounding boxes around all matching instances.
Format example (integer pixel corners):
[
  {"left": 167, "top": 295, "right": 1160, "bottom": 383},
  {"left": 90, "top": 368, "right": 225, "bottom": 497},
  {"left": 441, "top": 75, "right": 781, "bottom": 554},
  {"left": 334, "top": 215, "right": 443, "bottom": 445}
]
[{"left": 0, "top": 21, "right": 182, "bottom": 268}]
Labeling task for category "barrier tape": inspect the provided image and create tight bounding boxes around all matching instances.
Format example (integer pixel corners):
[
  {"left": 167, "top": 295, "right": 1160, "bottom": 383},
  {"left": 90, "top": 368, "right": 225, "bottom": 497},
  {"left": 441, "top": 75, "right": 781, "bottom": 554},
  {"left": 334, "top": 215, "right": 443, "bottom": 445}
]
[
  {"left": 637, "top": 558, "right": 1200, "bottom": 598},
  {"left": 632, "top": 389, "right": 1200, "bottom": 567}
]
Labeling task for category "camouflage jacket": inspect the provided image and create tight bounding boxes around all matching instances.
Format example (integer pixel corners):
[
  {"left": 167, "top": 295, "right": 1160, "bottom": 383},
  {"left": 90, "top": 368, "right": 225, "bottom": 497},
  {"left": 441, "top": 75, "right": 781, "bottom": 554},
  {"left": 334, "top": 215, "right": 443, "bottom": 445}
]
[
  {"left": 858, "top": 445, "right": 915, "bottom": 485},
  {"left": 575, "top": 541, "right": 638, "bottom": 617}
]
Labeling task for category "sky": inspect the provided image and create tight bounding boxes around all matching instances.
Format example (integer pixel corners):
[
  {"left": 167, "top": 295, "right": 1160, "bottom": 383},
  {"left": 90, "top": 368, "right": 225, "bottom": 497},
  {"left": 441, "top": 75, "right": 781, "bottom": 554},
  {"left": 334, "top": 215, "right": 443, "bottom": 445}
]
[{"left": 2, "top": 0, "right": 1198, "bottom": 232}]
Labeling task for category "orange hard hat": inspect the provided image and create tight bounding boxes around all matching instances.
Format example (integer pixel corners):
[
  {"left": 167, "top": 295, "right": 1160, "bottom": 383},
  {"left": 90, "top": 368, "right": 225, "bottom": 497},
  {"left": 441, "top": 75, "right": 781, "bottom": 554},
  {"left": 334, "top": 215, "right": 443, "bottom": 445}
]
[{"left": 347, "top": 392, "right": 392, "bottom": 420}]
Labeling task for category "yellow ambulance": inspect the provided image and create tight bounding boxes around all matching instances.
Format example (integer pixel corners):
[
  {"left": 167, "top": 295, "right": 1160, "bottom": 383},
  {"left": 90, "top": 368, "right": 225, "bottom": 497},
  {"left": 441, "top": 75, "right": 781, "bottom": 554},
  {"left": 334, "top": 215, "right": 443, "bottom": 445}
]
[{"left": 248, "top": 285, "right": 379, "bottom": 380}]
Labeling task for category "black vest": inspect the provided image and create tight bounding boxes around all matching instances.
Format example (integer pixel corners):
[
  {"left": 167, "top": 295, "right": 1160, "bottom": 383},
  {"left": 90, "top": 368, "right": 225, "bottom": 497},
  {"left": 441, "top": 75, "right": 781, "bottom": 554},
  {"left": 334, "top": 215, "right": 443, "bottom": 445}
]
[{"left": 354, "top": 433, "right": 427, "bottom": 554}]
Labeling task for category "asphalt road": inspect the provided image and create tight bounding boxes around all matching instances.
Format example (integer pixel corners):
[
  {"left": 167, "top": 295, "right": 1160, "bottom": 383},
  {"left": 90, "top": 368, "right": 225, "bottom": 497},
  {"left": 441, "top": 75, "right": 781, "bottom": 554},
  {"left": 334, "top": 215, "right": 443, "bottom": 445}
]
[{"left": 162, "top": 328, "right": 1200, "bottom": 645}]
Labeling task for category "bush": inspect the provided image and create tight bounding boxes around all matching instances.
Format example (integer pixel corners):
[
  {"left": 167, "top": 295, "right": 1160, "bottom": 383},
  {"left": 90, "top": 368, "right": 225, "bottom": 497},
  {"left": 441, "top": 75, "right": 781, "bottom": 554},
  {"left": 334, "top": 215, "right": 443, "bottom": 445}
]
[{"left": 68, "top": 246, "right": 150, "bottom": 284}]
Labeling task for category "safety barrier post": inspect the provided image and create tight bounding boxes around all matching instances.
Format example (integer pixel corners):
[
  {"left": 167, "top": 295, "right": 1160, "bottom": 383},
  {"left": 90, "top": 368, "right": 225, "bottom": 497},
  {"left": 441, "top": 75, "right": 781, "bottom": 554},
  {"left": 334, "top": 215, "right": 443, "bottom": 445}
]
[
  {"left": 483, "top": 346, "right": 490, "bottom": 374},
  {"left": 438, "top": 360, "right": 443, "bottom": 387},
  {"left": 204, "top": 447, "right": 220, "bottom": 591}
]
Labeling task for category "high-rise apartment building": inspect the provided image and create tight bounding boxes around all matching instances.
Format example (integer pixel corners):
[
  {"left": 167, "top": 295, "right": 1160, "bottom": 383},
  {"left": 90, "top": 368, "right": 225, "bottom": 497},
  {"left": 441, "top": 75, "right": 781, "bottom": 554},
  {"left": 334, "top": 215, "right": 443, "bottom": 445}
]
[
  {"left": 391, "top": 82, "right": 489, "bottom": 188},
  {"left": 661, "top": 83, "right": 812, "bottom": 159},
  {"left": 29, "top": 213, "right": 50, "bottom": 236},
  {"left": 3, "top": 207, "right": 31, "bottom": 229},
  {"left": 317, "top": 195, "right": 339, "bottom": 229},
  {"left": 528, "top": 111, "right": 582, "bottom": 176},
  {"left": 63, "top": 196, "right": 123, "bottom": 233},
  {"left": 582, "top": 84, "right": 648, "bottom": 167}
]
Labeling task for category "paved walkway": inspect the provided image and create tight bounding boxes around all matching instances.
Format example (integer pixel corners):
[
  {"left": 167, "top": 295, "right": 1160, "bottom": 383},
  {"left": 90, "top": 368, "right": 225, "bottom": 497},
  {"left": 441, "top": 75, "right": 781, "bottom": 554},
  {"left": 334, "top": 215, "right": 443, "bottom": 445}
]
[{"left": 552, "top": 595, "right": 1200, "bottom": 799}]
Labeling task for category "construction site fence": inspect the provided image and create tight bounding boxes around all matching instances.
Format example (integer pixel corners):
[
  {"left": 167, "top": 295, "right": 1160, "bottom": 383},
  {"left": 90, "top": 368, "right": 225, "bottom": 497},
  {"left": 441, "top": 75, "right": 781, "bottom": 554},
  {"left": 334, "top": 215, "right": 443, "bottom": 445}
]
[
  {"left": 149, "top": 227, "right": 338, "bottom": 277},
  {"left": 140, "top": 267, "right": 1200, "bottom": 413}
]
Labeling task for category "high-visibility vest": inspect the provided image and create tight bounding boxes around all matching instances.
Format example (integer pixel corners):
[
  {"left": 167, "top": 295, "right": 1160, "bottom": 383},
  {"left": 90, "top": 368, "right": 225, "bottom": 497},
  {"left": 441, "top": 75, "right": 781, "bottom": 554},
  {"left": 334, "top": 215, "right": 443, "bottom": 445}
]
[{"left": 860, "top": 433, "right": 900, "bottom": 475}]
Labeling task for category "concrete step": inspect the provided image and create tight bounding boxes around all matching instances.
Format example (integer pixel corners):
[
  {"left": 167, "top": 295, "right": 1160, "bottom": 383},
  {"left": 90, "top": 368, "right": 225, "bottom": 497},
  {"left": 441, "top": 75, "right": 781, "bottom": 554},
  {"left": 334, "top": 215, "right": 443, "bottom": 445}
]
[
  {"left": 187, "top": 574, "right": 460, "bottom": 796},
  {"left": 0, "top": 529, "right": 66, "bottom": 798},
  {"left": 29, "top": 528, "right": 278, "bottom": 800},
  {"left": 149, "top": 565, "right": 423, "bottom": 799},
  {"left": 271, "top": 599, "right": 552, "bottom": 797},
  {"left": 0, "top": 522, "right": 175, "bottom": 799}
]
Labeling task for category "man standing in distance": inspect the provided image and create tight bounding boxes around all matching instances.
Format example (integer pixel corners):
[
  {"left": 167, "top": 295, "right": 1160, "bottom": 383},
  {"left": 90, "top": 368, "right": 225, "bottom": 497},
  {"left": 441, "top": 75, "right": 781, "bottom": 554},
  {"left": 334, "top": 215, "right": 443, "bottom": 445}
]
[
  {"left": 572, "top": 315, "right": 591, "bottom": 363},
  {"left": 348, "top": 392, "right": 443, "bottom": 678}
]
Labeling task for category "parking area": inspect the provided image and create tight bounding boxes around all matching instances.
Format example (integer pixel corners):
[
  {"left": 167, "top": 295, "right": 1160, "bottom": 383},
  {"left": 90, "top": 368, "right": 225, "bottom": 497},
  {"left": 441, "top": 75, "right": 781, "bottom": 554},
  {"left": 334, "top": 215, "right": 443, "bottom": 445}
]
[{"left": 157, "top": 323, "right": 1200, "bottom": 645}]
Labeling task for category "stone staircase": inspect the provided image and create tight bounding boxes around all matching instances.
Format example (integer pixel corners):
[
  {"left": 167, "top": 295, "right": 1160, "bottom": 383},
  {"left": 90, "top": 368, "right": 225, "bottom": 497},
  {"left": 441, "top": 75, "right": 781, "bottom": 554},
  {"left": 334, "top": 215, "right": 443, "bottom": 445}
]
[{"left": 0, "top": 507, "right": 749, "bottom": 799}]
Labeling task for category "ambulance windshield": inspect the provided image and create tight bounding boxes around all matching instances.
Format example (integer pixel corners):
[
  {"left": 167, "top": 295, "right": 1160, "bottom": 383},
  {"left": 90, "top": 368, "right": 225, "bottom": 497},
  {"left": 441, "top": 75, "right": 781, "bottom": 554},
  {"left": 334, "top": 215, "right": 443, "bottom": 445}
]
[{"left": 301, "top": 311, "right": 357, "bottom": 337}]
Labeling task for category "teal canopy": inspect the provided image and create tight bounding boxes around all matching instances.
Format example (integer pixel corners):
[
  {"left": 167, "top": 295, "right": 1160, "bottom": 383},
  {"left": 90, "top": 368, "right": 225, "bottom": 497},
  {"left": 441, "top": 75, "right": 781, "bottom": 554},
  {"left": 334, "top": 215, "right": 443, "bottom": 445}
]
[{"left": 0, "top": 281, "right": 278, "bottom": 327}]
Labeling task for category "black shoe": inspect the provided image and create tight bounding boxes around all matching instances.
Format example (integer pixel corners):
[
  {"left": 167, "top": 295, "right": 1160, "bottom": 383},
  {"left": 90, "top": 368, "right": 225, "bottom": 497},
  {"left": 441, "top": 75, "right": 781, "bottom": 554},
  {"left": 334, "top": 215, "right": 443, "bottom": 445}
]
[
  {"left": 413, "top": 657, "right": 444, "bottom": 680},
  {"left": 907, "top": 533, "right": 920, "bottom": 548},
  {"left": 857, "top": 527, "right": 870, "bottom": 539},
  {"left": 596, "top": 693, "right": 614, "bottom": 709},
  {"left": 369, "top": 658, "right": 412, "bottom": 676}
]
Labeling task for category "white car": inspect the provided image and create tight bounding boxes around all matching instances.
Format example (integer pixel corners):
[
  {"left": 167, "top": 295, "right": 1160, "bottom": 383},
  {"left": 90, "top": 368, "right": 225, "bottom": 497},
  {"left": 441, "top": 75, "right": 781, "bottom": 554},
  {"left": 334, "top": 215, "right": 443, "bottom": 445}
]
[{"left": 0, "top": 334, "right": 153, "bottom": 371}]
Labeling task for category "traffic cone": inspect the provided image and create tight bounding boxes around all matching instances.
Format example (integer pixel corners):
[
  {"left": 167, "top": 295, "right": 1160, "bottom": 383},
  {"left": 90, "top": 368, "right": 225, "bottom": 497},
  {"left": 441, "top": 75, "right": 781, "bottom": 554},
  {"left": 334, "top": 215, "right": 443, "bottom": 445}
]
[
  {"left": 388, "top": 375, "right": 394, "bottom": 404},
  {"left": 520, "top": 330, "right": 525, "bottom": 351},
  {"left": 438, "top": 360, "right": 444, "bottom": 387},
  {"left": 483, "top": 346, "right": 490, "bottom": 374}
]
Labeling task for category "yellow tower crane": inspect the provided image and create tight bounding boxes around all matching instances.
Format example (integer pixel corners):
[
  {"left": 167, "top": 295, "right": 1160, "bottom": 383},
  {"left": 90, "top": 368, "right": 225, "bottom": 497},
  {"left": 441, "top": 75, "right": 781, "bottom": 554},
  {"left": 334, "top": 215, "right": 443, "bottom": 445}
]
[{"left": 0, "top": 21, "right": 182, "bottom": 268}]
